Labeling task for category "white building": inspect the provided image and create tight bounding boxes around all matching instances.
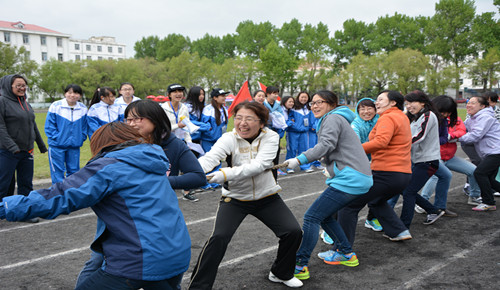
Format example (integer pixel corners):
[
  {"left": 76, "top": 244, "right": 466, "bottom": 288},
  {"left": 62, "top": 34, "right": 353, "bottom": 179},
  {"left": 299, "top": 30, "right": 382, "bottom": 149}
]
[{"left": 0, "top": 20, "right": 126, "bottom": 64}]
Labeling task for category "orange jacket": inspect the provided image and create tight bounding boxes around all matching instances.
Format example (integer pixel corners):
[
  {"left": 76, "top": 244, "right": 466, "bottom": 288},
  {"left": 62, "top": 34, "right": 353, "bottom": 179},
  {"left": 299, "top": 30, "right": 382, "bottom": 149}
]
[{"left": 362, "top": 107, "right": 412, "bottom": 173}]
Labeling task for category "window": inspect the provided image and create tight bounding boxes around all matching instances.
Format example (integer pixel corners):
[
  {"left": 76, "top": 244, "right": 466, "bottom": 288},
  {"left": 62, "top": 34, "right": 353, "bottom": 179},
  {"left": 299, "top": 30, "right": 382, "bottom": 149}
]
[
  {"left": 58, "top": 53, "right": 63, "bottom": 61},
  {"left": 97, "top": 46, "right": 102, "bottom": 52},
  {"left": 40, "top": 36, "right": 46, "bottom": 45},
  {"left": 75, "top": 43, "right": 80, "bottom": 50},
  {"left": 98, "top": 56, "right": 103, "bottom": 60},
  {"left": 56, "top": 37, "right": 62, "bottom": 47},
  {"left": 87, "top": 56, "right": 92, "bottom": 60},
  {"left": 75, "top": 55, "right": 81, "bottom": 61},
  {"left": 108, "top": 46, "right": 113, "bottom": 53},
  {"left": 23, "top": 34, "right": 29, "bottom": 44},
  {"left": 4, "top": 32, "right": 10, "bottom": 42},
  {"left": 41, "top": 52, "right": 48, "bottom": 61},
  {"left": 118, "top": 47, "right": 123, "bottom": 53},
  {"left": 86, "top": 44, "right": 91, "bottom": 51}
]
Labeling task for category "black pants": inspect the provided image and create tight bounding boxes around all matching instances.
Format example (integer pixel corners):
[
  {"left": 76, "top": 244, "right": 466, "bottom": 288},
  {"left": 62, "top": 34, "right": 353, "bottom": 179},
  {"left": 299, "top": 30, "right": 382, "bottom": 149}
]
[
  {"left": 271, "top": 146, "right": 281, "bottom": 181},
  {"left": 189, "top": 194, "right": 302, "bottom": 290},
  {"left": 338, "top": 171, "right": 411, "bottom": 242},
  {"left": 474, "top": 154, "right": 500, "bottom": 205}
]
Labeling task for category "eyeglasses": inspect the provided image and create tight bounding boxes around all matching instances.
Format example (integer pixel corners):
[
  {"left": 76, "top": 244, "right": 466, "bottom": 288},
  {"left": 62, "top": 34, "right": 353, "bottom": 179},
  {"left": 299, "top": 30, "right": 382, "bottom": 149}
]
[
  {"left": 121, "top": 88, "right": 133, "bottom": 91},
  {"left": 13, "top": 84, "right": 28, "bottom": 90},
  {"left": 309, "top": 100, "right": 326, "bottom": 107},
  {"left": 234, "top": 116, "right": 260, "bottom": 123},
  {"left": 125, "top": 117, "right": 144, "bottom": 124}
]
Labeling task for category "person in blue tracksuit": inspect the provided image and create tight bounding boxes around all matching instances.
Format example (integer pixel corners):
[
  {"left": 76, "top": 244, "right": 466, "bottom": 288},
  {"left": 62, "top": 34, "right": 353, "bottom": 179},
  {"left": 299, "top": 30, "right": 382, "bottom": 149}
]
[
  {"left": 115, "top": 82, "right": 140, "bottom": 111},
  {"left": 45, "top": 84, "right": 88, "bottom": 184},
  {"left": 87, "top": 86, "right": 123, "bottom": 140},
  {"left": 0, "top": 122, "right": 191, "bottom": 289},
  {"left": 201, "top": 88, "right": 229, "bottom": 153},
  {"left": 264, "top": 86, "right": 288, "bottom": 180},
  {"left": 293, "top": 91, "right": 314, "bottom": 172},
  {"left": 281, "top": 96, "right": 296, "bottom": 161},
  {"left": 185, "top": 86, "right": 210, "bottom": 145}
]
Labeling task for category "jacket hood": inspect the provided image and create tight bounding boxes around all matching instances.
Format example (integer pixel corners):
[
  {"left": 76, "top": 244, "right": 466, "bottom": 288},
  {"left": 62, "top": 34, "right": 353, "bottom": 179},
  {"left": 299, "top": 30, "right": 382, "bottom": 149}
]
[
  {"left": 353, "top": 97, "right": 379, "bottom": 124},
  {"left": 331, "top": 105, "right": 356, "bottom": 123},
  {"left": 0, "top": 74, "right": 25, "bottom": 102},
  {"left": 355, "top": 98, "right": 376, "bottom": 115},
  {"left": 103, "top": 143, "right": 169, "bottom": 175},
  {"left": 474, "top": 106, "right": 495, "bottom": 119}
]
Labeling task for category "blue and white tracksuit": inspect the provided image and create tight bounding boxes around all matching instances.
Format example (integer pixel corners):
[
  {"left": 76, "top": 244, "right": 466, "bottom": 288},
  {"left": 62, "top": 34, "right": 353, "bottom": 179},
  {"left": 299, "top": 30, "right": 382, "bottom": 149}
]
[
  {"left": 200, "top": 104, "right": 228, "bottom": 152},
  {"left": 0, "top": 143, "right": 191, "bottom": 282},
  {"left": 185, "top": 103, "right": 211, "bottom": 143},
  {"left": 115, "top": 96, "right": 140, "bottom": 111},
  {"left": 286, "top": 107, "right": 311, "bottom": 170},
  {"left": 87, "top": 101, "right": 124, "bottom": 140},
  {"left": 45, "top": 99, "right": 88, "bottom": 184}
]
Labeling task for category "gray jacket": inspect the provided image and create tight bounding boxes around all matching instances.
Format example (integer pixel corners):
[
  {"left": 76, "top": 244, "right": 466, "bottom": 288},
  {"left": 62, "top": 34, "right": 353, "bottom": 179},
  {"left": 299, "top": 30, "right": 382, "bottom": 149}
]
[{"left": 409, "top": 111, "right": 441, "bottom": 163}]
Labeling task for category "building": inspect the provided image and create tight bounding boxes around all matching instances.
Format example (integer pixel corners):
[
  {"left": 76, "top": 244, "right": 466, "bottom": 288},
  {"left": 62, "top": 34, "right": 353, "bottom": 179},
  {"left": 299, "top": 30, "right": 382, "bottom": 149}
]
[{"left": 0, "top": 20, "right": 126, "bottom": 64}]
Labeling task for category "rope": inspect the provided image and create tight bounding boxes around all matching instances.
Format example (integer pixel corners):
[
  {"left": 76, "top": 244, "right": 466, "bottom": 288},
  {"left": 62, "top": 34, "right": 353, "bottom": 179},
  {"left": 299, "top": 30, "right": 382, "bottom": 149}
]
[{"left": 206, "top": 162, "right": 289, "bottom": 181}]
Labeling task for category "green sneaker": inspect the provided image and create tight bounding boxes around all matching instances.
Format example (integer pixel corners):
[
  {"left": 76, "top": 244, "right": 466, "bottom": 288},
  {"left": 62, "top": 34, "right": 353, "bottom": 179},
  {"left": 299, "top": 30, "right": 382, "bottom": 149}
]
[
  {"left": 323, "top": 251, "right": 359, "bottom": 267},
  {"left": 294, "top": 265, "right": 310, "bottom": 280}
]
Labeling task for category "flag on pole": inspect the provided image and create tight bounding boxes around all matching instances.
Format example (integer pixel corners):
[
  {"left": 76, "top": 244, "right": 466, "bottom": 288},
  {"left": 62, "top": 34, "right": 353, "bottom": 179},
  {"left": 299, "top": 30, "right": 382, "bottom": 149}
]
[
  {"left": 228, "top": 80, "right": 252, "bottom": 117},
  {"left": 259, "top": 82, "right": 280, "bottom": 101}
]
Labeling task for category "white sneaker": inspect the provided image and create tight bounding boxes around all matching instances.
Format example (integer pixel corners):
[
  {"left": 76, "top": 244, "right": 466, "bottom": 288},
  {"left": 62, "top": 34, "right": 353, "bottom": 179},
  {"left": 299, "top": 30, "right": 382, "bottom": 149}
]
[
  {"left": 268, "top": 272, "right": 303, "bottom": 288},
  {"left": 468, "top": 196, "right": 482, "bottom": 205},
  {"left": 304, "top": 168, "right": 314, "bottom": 173},
  {"left": 314, "top": 165, "right": 325, "bottom": 170},
  {"left": 414, "top": 205, "right": 426, "bottom": 214},
  {"left": 494, "top": 192, "right": 500, "bottom": 197}
]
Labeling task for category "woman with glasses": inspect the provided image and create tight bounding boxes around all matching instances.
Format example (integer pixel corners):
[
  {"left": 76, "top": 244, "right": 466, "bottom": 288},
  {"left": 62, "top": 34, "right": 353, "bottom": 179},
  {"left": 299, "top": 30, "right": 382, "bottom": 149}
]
[
  {"left": 189, "top": 101, "right": 303, "bottom": 289},
  {"left": 0, "top": 74, "right": 47, "bottom": 223},
  {"left": 286, "top": 90, "right": 372, "bottom": 282},
  {"left": 115, "top": 82, "right": 140, "bottom": 110}
]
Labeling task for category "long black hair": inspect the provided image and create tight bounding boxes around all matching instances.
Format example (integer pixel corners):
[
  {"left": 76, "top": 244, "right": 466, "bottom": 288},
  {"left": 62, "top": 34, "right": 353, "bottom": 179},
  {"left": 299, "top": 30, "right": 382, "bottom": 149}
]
[
  {"left": 404, "top": 90, "right": 440, "bottom": 122},
  {"left": 294, "top": 91, "right": 311, "bottom": 110},
  {"left": 124, "top": 100, "right": 171, "bottom": 145},
  {"left": 432, "top": 95, "right": 458, "bottom": 127},
  {"left": 89, "top": 86, "right": 116, "bottom": 108},
  {"left": 186, "top": 86, "right": 205, "bottom": 117}
]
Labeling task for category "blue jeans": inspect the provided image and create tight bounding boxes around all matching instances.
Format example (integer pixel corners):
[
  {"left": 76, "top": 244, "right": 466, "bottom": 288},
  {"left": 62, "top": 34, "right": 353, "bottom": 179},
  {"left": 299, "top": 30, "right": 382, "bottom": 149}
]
[
  {"left": 75, "top": 251, "right": 104, "bottom": 288},
  {"left": 0, "top": 150, "right": 34, "bottom": 198},
  {"left": 296, "top": 186, "right": 358, "bottom": 266},
  {"left": 420, "top": 160, "right": 451, "bottom": 209},
  {"left": 75, "top": 268, "right": 183, "bottom": 290},
  {"left": 422, "top": 156, "right": 480, "bottom": 205}
]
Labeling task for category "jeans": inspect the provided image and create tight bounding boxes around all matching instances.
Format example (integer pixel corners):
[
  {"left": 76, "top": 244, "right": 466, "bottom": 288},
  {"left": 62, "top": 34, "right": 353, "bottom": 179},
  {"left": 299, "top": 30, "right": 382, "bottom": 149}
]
[
  {"left": 421, "top": 160, "right": 452, "bottom": 209},
  {"left": 296, "top": 186, "right": 358, "bottom": 266},
  {"left": 75, "top": 268, "right": 183, "bottom": 290},
  {"left": 0, "top": 150, "right": 34, "bottom": 198},
  {"left": 189, "top": 194, "right": 302, "bottom": 289},
  {"left": 474, "top": 154, "right": 500, "bottom": 205},
  {"left": 422, "top": 156, "right": 481, "bottom": 204},
  {"left": 75, "top": 251, "right": 104, "bottom": 288}
]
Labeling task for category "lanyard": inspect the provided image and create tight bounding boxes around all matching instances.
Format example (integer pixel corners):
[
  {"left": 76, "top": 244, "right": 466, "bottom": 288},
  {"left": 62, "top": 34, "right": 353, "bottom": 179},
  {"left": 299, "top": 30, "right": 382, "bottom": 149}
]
[{"left": 170, "top": 102, "right": 179, "bottom": 123}]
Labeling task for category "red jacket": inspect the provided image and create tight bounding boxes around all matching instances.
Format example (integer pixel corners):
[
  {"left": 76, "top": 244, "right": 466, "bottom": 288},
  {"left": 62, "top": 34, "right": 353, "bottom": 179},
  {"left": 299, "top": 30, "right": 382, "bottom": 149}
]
[{"left": 440, "top": 117, "right": 466, "bottom": 161}]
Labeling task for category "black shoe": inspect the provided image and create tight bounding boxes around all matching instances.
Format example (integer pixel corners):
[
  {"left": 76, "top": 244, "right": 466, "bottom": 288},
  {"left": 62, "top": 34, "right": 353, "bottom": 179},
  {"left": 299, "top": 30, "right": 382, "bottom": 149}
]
[
  {"left": 24, "top": 218, "right": 39, "bottom": 223},
  {"left": 183, "top": 192, "right": 199, "bottom": 202}
]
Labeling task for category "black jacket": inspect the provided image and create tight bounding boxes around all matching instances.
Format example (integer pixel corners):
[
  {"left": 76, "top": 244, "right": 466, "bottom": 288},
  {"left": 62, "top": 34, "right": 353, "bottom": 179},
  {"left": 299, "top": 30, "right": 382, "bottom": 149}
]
[{"left": 0, "top": 74, "right": 47, "bottom": 153}]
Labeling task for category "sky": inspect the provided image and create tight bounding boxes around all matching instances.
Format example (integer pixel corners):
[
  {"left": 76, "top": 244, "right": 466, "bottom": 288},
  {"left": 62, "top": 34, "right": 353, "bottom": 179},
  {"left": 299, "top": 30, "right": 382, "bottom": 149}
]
[{"left": 1, "top": 0, "right": 497, "bottom": 58}]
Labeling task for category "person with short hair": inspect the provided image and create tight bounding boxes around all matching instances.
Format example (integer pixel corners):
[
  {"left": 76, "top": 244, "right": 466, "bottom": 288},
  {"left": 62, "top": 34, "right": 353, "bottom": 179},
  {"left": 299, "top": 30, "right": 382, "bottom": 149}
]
[
  {"left": 200, "top": 88, "right": 230, "bottom": 152},
  {"left": 45, "top": 84, "right": 88, "bottom": 184},
  {"left": 161, "top": 83, "right": 192, "bottom": 143},
  {"left": 263, "top": 86, "right": 287, "bottom": 179},
  {"left": 483, "top": 91, "right": 500, "bottom": 121},
  {"left": 115, "top": 82, "right": 140, "bottom": 110}
]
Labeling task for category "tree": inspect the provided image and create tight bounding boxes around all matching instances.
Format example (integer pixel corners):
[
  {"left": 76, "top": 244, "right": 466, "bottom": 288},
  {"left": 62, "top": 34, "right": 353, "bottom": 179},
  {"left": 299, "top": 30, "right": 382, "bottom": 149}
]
[
  {"left": 36, "top": 59, "right": 71, "bottom": 102},
  {"left": 258, "top": 41, "right": 299, "bottom": 92},
  {"left": 426, "top": 0, "right": 476, "bottom": 97},
  {"left": 369, "top": 13, "right": 426, "bottom": 52},
  {"left": 301, "top": 22, "right": 332, "bottom": 94},
  {"left": 386, "top": 48, "right": 429, "bottom": 94},
  {"left": 425, "top": 65, "right": 457, "bottom": 97},
  {"left": 468, "top": 47, "right": 500, "bottom": 90},
  {"left": 472, "top": 12, "right": 500, "bottom": 52},
  {"left": 156, "top": 34, "right": 191, "bottom": 62},
  {"left": 190, "top": 33, "right": 236, "bottom": 64},
  {"left": 134, "top": 36, "right": 160, "bottom": 60},
  {"left": 277, "top": 18, "right": 304, "bottom": 58},
  {"left": 0, "top": 42, "right": 38, "bottom": 80},
  {"left": 235, "top": 20, "right": 276, "bottom": 59},
  {"left": 331, "top": 19, "right": 374, "bottom": 65}
]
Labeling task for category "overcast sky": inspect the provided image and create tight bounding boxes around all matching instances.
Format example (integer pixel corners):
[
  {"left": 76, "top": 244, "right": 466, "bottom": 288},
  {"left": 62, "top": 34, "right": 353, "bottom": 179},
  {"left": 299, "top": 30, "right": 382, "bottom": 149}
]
[{"left": 1, "top": 0, "right": 497, "bottom": 57}]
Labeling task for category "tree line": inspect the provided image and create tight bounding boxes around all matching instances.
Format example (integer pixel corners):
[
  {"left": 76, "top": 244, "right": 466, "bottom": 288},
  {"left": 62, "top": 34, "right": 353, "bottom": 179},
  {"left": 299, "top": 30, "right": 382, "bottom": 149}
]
[{"left": 1, "top": 0, "right": 499, "bottom": 103}]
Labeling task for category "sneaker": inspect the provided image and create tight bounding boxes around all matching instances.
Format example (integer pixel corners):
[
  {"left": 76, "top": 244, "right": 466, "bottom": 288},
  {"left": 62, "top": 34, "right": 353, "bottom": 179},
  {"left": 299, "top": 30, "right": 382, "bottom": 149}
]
[
  {"left": 463, "top": 183, "right": 470, "bottom": 196},
  {"left": 304, "top": 168, "right": 314, "bottom": 173},
  {"left": 323, "top": 251, "right": 359, "bottom": 267},
  {"left": 423, "top": 210, "right": 445, "bottom": 225},
  {"left": 287, "top": 169, "right": 295, "bottom": 174},
  {"left": 278, "top": 169, "right": 287, "bottom": 176},
  {"left": 414, "top": 205, "right": 426, "bottom": 214},
  {"left": 472, "top": 203, "right": 497, "bottom": 211},
  {"left": 209, "top": 183, "right": 221, "bottom": 189},
  {"left": 314, "top": 165, "right": 325, "bottom": 170},
  {"left": 468, "top": 196, "right": 482, "bottom": 205},
  {"left": 199, "top": 184, "right": 215, "bottom": 191},
  {"left": 441, "top": 209, "right": 458, "bottom": 217},
  {"left": 268, "top": 272, "right": 303, "bottom": 288},
  {"left": 320, "top": 231, "right": 333, "bottom": 245},
  {"left": 183, "top": 192, "right": 199, "bottom": 202},
  {"left": 23, "top": 217, "right": 39, "bottom": 223},
  {"left": 364, "top": 219, "right": 383, "bottom": 232},
  {"left": 494, "top": 192, "right": 500, "bottom": 197},
  {"left": 382, "top": 230, "right": 412, "bottom": 241},
  {"left": 294, "top": 265, "right": 309, "bottom": 280},
  {"left": 317, "top": 249, "right": 335, "bottom": 260}
]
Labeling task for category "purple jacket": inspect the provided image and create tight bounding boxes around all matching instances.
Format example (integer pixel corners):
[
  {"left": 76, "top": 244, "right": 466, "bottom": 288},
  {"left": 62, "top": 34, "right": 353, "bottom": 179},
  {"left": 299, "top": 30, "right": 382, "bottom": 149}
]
[{"left": 459, "top": 107, "right": 500, "bottom": 158}]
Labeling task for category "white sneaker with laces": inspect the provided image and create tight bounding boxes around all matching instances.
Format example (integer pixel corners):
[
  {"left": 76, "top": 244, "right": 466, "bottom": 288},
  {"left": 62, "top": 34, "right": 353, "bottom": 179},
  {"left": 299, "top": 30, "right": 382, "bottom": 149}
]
[
  {"left": 304, "top": 168, "right": 314, "bottom": 173},
  {"left": 268, "top": 272, "right": 303, "bottom": 288},
  {"left": 414, "top": 205, "right": 426, "bottom": 214}
]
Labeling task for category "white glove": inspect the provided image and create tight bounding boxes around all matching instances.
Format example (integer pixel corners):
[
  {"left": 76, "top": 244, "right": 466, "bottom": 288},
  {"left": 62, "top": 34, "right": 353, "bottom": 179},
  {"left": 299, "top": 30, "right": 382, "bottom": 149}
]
[
  {"left": 285, "top": 158, "right": 300, "bottom": 169},
  {"left": 207, "top": 171, "right": 225, "bottom": 184}
]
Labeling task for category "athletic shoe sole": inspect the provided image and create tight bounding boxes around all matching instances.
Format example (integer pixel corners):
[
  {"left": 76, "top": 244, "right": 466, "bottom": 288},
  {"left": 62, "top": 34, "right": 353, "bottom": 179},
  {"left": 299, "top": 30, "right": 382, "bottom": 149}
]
[{"left": 364, "top": 221, "right": 383, "bottom": 232}]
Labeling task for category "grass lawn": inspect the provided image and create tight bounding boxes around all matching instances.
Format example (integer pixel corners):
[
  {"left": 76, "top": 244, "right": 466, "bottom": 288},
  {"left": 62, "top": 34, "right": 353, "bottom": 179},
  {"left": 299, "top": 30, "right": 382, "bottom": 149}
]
[{"left": 33, "top": 107, "right": 467, "bottom": 179}]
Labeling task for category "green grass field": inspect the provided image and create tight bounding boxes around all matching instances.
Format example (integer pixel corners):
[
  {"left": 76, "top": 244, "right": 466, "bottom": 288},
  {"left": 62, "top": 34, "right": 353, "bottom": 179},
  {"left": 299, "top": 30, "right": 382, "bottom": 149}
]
[{"left": 32, "top": 107, "right": 467, "bottom": 179}]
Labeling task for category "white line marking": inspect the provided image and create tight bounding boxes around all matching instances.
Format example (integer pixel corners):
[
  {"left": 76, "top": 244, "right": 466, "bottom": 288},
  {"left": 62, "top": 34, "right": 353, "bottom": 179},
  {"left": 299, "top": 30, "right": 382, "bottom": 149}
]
[
  {"left": 0, "top": 212, "right": 96, "bottom": 234},
  {"left": 0, "top": 246, "right": 89, "bottom": 271}
]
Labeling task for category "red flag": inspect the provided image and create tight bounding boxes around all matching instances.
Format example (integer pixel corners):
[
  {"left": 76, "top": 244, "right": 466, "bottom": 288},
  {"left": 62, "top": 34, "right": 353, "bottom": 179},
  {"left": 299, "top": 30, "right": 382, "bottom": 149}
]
[
  {"left": 259, "top": 82, "right": 280, "bottom": 101},
  {"left": 228, "top": 80, "right": 252, "bottom": 117}
]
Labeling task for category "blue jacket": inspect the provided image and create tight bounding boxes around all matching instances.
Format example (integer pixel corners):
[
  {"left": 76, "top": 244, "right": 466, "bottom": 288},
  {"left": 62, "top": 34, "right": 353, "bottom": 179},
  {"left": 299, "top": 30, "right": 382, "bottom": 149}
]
[
  {"left": 185, "top": 102, "right": 211, "bottom": 142},
  {"left": 350, "top": 98, "right": 379, "bottom": 144},
  {"left": 87, "top": 101, "right": 124, "bottom": 140},
  {"left": 45, "top": 99, "right": 88, "bottom": 148},
  {"left": 264, "top": 100, "right": 285, "bottom": 138},
  {"left": 288, "top": 107, "right": 309, "bottom": 133},
  {"left": 201, "top": 104, "right": 228, "bottom": 143},
  {"left": 162, "top": 134, "right": 206, "bottom": 189},
  {"left": 0, "top": 143, "right": 191, "bottom": 281}
]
